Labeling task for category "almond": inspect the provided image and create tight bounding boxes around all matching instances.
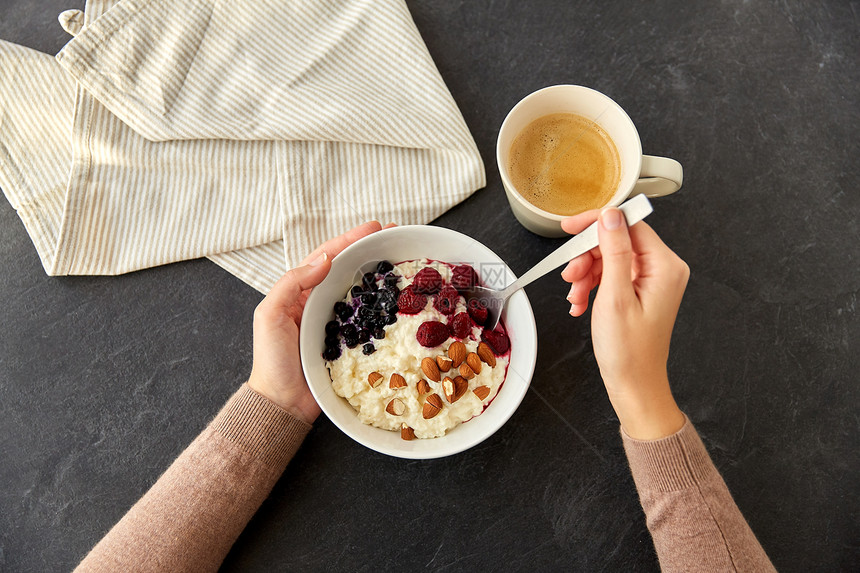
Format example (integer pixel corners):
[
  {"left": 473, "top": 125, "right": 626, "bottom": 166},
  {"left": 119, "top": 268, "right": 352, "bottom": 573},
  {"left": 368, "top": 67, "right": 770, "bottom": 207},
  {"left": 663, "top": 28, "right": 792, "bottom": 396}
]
[
  {"left": 453, "top": 376, "right": 469, "bottom": 401},
  {"left": 389, "top": 373, "right": 407, "bottom": 389},
  {"left": 443, "top": 376, "right": 468, "bottom": 403},
  {"left": 442, "top": 377, "right": 456, "bottom": 403},
  {"left": 421, "top": 357, "right": 441, "bottom": 382},
  {"left": 448, "top": 341, "right": 467, "bottom": 367},
  {"left": 435, "top": 356, "right": 453, "bottom": 372},
  {"left": 473, "top": 385, "right": 491, "bottom": 401},
  {"left": 368, "top": 371, "right": 384, "bottom": 388},
  {"left": 416, "top": 379, "right": 432, "bottom": 395},
  {"left": 458, "top": 362, "right": 475, "bottom": 380},
  {"left": 466, "top": 352, "right": 482, "bottom": 375},
  {"left": 400, "top": 423, "right": 415, "bottom": 441},
  {"left": 386, "top": 398, "right": 405, "bottom": 416},
  {"left": 422, "top": 393, "right": 443, "bottom": 419},
  {"left": 477, "top": 342, "right": 497, "bottom": 367}
]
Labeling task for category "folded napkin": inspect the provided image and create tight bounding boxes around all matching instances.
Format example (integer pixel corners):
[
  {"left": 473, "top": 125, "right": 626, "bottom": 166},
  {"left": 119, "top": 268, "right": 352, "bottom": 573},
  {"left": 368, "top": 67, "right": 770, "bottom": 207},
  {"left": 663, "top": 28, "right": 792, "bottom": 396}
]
[{"left": 0, "top": 0, "right": 485, "bottom": 292}]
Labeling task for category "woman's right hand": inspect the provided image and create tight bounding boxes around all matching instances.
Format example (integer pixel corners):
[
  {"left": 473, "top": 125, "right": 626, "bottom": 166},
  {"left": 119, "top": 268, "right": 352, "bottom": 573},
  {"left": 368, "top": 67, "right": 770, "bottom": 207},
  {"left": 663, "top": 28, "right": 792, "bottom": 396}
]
[{"left": 561, "top": 208, "right": 689, "bottom": 440}]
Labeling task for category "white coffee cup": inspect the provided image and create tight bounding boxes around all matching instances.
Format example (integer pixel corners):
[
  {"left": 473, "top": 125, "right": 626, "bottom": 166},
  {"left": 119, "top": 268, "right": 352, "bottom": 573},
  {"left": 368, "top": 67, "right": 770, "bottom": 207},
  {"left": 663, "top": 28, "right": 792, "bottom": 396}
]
[{"left": 497, "top": 85, "right": 683, "bottom": 237}]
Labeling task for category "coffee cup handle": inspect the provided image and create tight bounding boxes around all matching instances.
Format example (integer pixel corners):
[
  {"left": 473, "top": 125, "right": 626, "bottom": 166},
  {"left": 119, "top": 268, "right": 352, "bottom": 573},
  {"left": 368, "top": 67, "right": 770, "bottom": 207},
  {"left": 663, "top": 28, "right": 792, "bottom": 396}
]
[{"left": 631, "top": 155, "right": 683, "bottom": 198}]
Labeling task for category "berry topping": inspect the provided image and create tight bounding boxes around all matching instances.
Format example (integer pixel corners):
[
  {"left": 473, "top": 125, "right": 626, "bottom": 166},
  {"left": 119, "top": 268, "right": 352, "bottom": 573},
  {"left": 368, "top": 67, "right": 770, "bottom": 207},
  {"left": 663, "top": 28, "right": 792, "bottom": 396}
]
[
  {"left": 362, "top": 272, "right": 377, "bottom": 290},
  {"left": 362, "top": 343, "right": 376, "bottom": 355},
  {"left": 324, "top": 335, "right": 339, "bottom": 348},
  {"left": 334, "top": 301, "right": 353, "bottom": 321},
  {"left": 467, "top": 298, "right": 489, "bottom": 325},
  {"left": 384, "top": 274, "right": 400, "bottom": 287},
  {"left": 324, "top": 320, "right": 340, "bottom": 336},
  {"left": 397, "top": 285, "right": 428, "bottom": 314},
  {"left": 372, "top": 327, "right": 386, "bottom": 339},
  {"left": 481, "top": 328, "right": 510, "bottom": 355},
  {"left": 323, "top": 346, "right": 341, "bottom": 361},
  {"left": 412, "top": 267, "right": 443, "bottom": 294},
  {"left": 385, "top": 313, "right": 398, "bottom": 325},
  {"left": 377, "top": 288, "right": 397, "bottom": 310},
  {"left": 357, "top": 329, "right": 371, "bottom": 344},
  {"left": 377, "top": 260, "right": 394, "bottom": 274},
  {"left": 357, "top": 306, "right": 377, "bottom": 321},
  {"left": 451, "top": 264, "right": 479, "bottom": 292},
  {"left": 451, "top": 312, "right": 471, "bottom": 339},
  {"left": 433, "top": 285, "right": 460, "bottom": 315},
  {"left": 416, "top": 321, "right": 451, "bottom": 348}
]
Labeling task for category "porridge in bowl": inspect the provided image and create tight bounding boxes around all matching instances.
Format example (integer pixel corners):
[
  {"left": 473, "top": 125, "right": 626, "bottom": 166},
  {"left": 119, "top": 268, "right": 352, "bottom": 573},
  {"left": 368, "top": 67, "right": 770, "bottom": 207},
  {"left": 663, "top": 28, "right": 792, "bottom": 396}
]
[{"left": 323, "top": 259, "right": 511, "bottom": 440}]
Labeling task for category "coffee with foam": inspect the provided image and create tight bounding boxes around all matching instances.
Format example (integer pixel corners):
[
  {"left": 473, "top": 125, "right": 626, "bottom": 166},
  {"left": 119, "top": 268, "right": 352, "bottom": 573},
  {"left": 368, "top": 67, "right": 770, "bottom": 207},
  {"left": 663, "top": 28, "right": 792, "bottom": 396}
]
[{"left": 507, "top": 112, "right": 621, "bottom": 216}]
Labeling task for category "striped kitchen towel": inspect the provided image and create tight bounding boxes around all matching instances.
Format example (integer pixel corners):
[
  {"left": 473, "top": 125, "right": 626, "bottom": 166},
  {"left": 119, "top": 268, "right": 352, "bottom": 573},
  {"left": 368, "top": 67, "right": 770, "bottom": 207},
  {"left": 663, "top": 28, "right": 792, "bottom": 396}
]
[{"left": 0, "top": 0, "right": 485, "bottom": 293}]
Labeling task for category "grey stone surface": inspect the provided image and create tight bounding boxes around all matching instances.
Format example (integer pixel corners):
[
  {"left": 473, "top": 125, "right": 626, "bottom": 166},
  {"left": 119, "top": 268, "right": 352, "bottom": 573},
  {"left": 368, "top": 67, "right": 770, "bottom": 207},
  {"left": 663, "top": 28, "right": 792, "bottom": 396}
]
[{"left": 1, "top": 1, "right": 857, "bottom": 571}]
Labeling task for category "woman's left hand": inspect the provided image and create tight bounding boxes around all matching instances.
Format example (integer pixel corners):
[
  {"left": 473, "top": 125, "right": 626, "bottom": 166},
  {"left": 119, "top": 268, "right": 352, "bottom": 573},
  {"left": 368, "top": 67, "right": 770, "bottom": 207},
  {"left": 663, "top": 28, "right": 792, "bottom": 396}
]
[{"left": 247, "top": 221, "right": 388, "bottom": 423}]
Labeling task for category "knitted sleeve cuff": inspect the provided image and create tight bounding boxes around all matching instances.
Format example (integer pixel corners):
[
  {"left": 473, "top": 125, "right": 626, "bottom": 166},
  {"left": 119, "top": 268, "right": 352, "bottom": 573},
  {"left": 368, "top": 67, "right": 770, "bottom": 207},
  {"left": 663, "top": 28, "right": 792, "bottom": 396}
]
[
  {"left": 211, "top": 383, "right": 313, "bottom": 469},
  {"left": 621, "top": 415, "right": 718, "bottom": 493}
]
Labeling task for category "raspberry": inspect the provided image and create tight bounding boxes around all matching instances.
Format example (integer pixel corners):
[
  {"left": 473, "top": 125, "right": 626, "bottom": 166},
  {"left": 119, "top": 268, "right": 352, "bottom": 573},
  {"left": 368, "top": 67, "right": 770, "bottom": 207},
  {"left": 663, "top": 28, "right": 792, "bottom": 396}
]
[
  {"left": 433, "top": 285, "right": 460, "bottom": 315},
  {"left": 481, "top": 328, "right": 510, "bottom": 355},
  {"left": 451, "top": 312, "right": 471, "bottom": 339},
  {"left": 451, "top": 264, "right": 479, "bottom": 292},
  {"left": 412, "top": 267, "right": 443, "bottom": 294},
  {"left": 467, "top": 298, "right": 488, "bottom": 325},
  {"left": 416, "top": 321, "right": 450, "bottom": 348},
  {"left": 397, "top": 285, "right": 427, "bottom": 314}
]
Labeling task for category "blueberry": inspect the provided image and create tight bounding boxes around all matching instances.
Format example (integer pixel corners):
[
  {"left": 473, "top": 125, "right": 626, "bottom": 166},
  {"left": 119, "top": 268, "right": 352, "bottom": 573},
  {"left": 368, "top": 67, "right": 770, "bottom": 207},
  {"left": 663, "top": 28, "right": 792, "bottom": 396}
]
[
  {"left": 324, "top": 335, "right": 339, "bottom": 348},
  {"left": 377, "top": 260, "right": 394, "bottom": 274},
  {"left": 377, "top": 289, "right": 394, "bottom": 304},
  {"left": 358, "top": 306, "right": 377, "bottom": 320},
  {"left": 341, "top": 324, "right": 357, "bottom": 338},
  {"left": 360, "top": 292, "right": 377, "bottom": 306},
  {"left": 362, "top": 272, "right": 377, "bottom": 290},
  {"left": 384, "top": 274, "right": 399, "bottom": 287},
  {"left": 357, "top": 329, "right": 371, "bottom": 344},
  {"left": 362, "top": 343, "right": 376, "bottom": 355},
  {"left": 334, "top": 301, "right": 353, "bottom": 321},
  {"left": 385, "top": 313, "right": 398, "bottom": 325},
  {"left": 322, "top": 346, "right": 341, "bottom": 361},
  {"left": 388, "top": 304, "right": 399, "bottom": 315},
  {"left": 372, "top": 327, "right": 386, "bottom": 339},
  {"left": 344, "top": 334, "right": 359, "bottom": 348},
  {"left": 325, "top": 320, "right": 340, "bottom": 336}
]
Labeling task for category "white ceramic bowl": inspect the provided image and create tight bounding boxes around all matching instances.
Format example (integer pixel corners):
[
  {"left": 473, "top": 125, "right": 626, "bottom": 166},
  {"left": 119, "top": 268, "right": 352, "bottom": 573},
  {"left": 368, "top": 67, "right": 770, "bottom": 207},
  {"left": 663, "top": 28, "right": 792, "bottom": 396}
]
[{"left": 300, "top": 225, "right": 537, "bottom": 459}]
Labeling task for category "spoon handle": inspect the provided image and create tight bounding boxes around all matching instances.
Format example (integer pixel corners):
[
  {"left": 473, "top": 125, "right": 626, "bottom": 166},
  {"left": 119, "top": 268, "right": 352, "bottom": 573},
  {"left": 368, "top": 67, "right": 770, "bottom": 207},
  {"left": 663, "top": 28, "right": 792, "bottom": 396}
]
[{"left": 502, "top": 194, "right": 654, "bottom": 297}]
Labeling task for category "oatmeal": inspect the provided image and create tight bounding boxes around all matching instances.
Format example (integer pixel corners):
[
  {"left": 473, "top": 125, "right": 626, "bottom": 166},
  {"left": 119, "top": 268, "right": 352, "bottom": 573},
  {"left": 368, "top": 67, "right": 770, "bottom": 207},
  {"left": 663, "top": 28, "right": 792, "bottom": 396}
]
[{"left": 323, "top": 259, "right": 511, "bottom": 439}]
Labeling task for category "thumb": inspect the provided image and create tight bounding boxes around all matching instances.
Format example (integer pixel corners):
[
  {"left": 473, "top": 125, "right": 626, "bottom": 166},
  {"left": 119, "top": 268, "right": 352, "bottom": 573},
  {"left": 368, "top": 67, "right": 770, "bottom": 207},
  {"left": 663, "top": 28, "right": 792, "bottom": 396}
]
[
  {"left": 266, "top": 252, "right": 331, "bottom": 309},
  {"left": 596, "top": 208, "right": 636, "bottom": 302}
]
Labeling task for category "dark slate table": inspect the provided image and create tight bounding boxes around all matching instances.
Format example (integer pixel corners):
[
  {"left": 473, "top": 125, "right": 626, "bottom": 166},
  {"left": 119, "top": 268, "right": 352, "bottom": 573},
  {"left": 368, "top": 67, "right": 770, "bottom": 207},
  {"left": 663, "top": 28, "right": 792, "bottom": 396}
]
[{"left": 1, "top": 1, "right": 857, "bottom": 571}]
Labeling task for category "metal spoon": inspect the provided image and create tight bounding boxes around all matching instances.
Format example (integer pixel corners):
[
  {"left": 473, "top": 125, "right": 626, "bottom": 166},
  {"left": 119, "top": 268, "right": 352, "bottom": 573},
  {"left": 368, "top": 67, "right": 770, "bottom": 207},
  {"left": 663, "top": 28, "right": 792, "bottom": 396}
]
[{"left": 465, "top": 194, "right": 654, "bottom": 330}]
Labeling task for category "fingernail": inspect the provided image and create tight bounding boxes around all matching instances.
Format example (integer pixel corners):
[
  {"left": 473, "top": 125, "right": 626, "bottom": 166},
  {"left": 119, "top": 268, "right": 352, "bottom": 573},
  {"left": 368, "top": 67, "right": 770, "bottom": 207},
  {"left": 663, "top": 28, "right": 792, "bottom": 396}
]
[
  {"left": 566, "top": 284, "right": 576, "bottom": 302},
  {"left": 600, "top": 208, "right": 623, "bottom": 230},
  {"left": 309, "top": 252, "right": 328, "bottom": 267},
  {"left": 569, "top": 304, "right": 577, "bottom": 316}
]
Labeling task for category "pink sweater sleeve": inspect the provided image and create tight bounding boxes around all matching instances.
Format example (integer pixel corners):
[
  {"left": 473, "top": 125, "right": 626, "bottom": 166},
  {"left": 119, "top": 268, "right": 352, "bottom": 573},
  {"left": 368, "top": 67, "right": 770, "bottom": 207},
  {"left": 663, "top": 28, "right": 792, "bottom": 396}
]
[
  {"left": 622, "top": 416, "right": 776, "bottom": 572},
  {"left": 75, "top": 384, "right": 312, "bottom": 573}
]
